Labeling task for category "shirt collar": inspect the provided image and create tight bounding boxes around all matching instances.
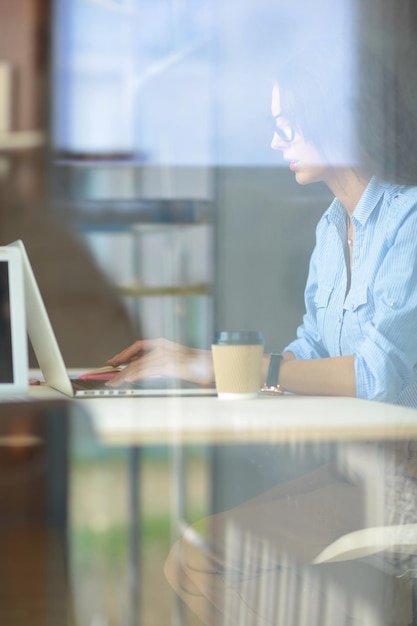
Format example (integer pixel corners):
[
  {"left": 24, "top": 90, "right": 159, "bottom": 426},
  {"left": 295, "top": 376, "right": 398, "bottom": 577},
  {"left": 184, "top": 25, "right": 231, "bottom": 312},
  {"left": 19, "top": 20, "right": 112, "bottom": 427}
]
[{"left": 326, "top": 176, "right": 387, "bottom": 227}]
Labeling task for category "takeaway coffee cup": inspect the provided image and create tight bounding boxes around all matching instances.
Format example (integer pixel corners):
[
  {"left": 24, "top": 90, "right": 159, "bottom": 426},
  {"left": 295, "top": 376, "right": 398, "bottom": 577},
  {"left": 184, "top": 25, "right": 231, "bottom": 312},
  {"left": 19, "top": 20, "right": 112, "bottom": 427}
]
[{"left": 211, "top": 331, "right": 264, "bottom": 399}]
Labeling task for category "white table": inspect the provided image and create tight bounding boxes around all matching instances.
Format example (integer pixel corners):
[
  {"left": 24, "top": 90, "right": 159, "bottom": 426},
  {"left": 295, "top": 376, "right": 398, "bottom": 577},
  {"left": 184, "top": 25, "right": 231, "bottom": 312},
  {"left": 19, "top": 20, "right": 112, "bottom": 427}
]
[
  {"left": 28, "top": 369, "right": 417, "bottom": 446},
  {"left": 82, "top": 394, "right": 417, "bottom": 446}
]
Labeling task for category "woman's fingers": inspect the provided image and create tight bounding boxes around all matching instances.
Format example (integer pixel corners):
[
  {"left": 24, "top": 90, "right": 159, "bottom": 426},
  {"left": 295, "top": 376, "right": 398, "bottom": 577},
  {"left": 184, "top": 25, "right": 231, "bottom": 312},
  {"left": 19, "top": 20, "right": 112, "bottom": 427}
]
[
  {"left": 106, "top": 339, "right": 213, "bottom": 387},
  {"left": 107, "top": 349, "right": 186, "bottom": 385},
  {"left": 107, "top": 340, "right": 145, "bottom": 366},
  {"left": 108, "top": 338, "right": 169, "bottom": 366}
]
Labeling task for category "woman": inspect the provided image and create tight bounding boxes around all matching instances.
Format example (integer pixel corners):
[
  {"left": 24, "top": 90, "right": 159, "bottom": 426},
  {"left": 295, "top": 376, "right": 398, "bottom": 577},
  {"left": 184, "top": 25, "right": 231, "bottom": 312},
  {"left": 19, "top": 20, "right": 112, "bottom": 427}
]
[
  {"left": 107, "top": 42, "right": 417, "bottom": 407},
  {"left": 108, "top": 42, "right": 417, "bottom": 624}
]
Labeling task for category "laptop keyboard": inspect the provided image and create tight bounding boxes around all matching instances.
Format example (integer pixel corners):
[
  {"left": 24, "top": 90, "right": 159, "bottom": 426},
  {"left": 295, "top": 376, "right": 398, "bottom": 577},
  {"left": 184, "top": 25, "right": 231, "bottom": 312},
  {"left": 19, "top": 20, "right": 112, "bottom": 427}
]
[{"left": 71, "top": 376, "right": 203, "bottom": 392}]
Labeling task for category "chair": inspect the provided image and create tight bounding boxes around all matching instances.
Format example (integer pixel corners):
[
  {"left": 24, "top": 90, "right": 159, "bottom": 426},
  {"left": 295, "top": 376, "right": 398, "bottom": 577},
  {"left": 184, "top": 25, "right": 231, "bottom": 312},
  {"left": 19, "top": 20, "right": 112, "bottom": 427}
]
[{"left": 313, "top": 524, "right": 417, "bottom": 626}]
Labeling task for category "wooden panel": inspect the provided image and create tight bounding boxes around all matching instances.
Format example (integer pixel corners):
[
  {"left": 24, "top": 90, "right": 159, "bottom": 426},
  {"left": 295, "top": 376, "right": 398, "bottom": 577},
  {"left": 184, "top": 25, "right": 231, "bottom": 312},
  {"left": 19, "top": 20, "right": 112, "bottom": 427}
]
[
  {"left": 0, "top": 400, "right": 72, "bottom": 625},
  {"left": 0, "top": 0, "right": 49, "bottom": 131}
]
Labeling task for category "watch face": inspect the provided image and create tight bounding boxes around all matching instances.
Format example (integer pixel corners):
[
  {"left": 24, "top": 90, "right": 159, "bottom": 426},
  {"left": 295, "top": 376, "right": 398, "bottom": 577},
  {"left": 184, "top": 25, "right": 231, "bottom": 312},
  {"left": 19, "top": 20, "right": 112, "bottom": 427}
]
[{"left": 265, "top": 353, "right": 283, "bottom": 388}]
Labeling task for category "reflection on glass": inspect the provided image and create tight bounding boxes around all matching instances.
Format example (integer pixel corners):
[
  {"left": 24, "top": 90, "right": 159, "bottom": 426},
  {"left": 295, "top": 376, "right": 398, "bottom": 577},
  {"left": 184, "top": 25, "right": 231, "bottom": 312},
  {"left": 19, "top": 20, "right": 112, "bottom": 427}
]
[{"left": 165, "top": 442, "right": 417, "bottom": 625}]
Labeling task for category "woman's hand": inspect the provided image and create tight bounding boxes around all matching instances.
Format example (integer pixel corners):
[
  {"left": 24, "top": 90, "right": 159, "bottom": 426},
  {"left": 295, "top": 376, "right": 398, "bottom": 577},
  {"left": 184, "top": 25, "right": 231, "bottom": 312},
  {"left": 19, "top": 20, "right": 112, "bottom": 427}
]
[{"left": 106, "top": 337, "right": 214, "bottom": 387}]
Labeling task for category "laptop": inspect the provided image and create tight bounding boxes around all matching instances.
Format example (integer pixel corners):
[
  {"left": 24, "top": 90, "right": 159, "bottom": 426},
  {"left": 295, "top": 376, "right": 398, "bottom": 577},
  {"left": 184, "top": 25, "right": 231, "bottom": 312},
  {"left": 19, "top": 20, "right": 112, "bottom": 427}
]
[
  {"left": 8, "top": 240, "right": 216, "bottom": 398},
  {"left": 0, "top": 245, "right": 28, "bottom": 398}
]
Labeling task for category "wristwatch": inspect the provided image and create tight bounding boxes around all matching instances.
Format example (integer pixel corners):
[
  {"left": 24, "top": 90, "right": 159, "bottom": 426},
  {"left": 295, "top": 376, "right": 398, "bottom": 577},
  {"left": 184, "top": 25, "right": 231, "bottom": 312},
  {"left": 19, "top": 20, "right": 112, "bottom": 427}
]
[{"left": 261, "top": 352, "right": 284, "bottom": 394}]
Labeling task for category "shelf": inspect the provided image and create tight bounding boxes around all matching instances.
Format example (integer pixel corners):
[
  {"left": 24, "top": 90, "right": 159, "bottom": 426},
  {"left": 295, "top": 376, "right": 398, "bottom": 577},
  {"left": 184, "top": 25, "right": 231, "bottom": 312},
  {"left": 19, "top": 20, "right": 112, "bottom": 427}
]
[
  {"left": 118, "top": 282, "right": 211, "bottom": 297},
  {"left": 0, "top": 130, "right": 45, "bottom": 151}
]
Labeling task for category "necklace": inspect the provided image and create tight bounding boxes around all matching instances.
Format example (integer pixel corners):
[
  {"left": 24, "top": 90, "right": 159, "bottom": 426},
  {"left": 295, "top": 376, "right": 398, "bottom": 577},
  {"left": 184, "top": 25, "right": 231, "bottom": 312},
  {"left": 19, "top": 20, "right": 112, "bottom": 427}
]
[{"left": 347, "top": 215, "right": 354, "bottom": 247}]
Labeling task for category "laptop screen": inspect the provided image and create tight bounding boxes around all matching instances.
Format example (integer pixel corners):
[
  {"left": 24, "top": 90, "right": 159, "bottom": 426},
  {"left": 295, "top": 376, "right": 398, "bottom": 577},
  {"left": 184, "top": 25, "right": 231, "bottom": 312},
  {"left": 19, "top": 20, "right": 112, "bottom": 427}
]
[
  {"left": 0, "top": 260, "right": 14, "bottom": 383},
  {"left": 0, "top": 246, "right": 28, "bottom": 394}
]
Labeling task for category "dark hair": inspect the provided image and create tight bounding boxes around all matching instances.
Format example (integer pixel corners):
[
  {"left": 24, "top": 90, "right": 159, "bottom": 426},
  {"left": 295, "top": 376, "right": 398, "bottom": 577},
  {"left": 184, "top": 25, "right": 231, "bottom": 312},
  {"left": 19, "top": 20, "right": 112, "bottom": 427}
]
[
  {"left": 274, "top": 39, "right": 417, "bottom": 184},
  {"left": 357, "top": 44, "right": 417, "bottom": 184},
  {"left": 275, "top": 41, "right": 357, "bottom": 164}
]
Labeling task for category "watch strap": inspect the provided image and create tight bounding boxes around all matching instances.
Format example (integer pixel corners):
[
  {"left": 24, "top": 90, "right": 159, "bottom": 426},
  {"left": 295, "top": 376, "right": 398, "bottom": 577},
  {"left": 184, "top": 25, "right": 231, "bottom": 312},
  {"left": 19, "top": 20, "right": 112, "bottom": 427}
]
[
  {"left": 266, "top": 352, "right": 283, "bottom": 387},
  {"left": 263, "top": 352, "right": 284, "bottom": 393}
]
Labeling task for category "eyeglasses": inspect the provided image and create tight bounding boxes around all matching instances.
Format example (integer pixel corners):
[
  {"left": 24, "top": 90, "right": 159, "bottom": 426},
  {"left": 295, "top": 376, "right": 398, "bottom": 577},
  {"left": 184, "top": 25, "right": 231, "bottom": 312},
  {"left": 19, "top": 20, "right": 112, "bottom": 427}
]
[{"left": 271, "top": 114, "right": 295, "bottom": 143}]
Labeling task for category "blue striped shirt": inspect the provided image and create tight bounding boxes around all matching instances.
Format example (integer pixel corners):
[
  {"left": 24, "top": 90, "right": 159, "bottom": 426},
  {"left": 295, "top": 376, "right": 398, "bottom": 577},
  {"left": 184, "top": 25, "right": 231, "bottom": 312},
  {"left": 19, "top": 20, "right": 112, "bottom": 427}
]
[{"left": 284, "top": 177, "right": 417, "bottom": 407}]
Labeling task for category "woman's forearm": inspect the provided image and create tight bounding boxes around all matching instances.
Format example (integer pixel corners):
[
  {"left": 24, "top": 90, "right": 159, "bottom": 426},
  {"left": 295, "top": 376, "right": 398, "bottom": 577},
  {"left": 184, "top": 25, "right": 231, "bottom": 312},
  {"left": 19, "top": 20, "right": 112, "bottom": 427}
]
[{"left": 279, "top": 354, "right": 356, "bottom": 397}]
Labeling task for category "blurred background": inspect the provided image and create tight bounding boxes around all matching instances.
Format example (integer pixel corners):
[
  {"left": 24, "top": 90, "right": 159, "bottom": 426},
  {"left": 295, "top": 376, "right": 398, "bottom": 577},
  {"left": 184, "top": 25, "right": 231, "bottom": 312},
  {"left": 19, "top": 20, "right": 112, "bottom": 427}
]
[{"left": 0, "top": 0, "right": 416, "bottom": 624}]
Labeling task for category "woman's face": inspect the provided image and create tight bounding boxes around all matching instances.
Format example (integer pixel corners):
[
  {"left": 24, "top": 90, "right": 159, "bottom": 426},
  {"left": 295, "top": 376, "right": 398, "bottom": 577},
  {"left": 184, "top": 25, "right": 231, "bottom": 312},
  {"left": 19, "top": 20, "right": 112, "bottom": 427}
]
[{"left": 270, "top": 84, "right": 330, "bottom": 186}]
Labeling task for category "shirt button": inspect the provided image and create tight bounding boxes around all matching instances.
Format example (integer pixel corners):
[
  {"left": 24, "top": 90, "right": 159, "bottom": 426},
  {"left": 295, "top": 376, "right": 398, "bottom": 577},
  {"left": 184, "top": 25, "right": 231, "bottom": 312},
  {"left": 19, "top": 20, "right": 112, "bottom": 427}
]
[{"left": 351, "top": 303, "right": 354, "bottom": 310}]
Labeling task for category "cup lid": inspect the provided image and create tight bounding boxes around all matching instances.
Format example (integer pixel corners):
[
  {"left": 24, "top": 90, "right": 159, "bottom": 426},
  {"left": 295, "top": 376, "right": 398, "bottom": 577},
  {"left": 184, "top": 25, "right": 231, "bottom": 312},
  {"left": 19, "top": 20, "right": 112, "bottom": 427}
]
[{"left": 212, "top": 330, "right": 264, "bottom": 345}]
